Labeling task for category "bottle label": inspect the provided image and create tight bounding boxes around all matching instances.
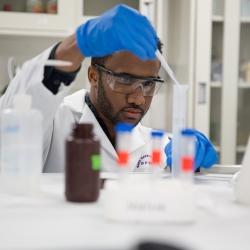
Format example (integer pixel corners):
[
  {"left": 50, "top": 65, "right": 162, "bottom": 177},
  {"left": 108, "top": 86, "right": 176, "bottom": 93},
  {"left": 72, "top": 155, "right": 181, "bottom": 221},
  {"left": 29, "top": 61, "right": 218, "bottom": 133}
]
[
  {"left": 117, "top": 151, "right": 129, "bottom": 165},
  {"left": 152, "top": 150, "right": 161, "bottom": 164},
  {"left": 181, "top": 157, "right": 194, "bottom": 172},
  {"left": 91, "top": 155, "right": 101, "bottom": 171},
  {"left": 4, "top": 125, "right": 20, "bottom": 133}
]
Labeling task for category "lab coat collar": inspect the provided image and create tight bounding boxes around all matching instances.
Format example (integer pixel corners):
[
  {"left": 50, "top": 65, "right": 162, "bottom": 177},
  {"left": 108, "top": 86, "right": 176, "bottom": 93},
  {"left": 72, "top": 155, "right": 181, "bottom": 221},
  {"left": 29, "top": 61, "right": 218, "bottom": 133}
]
[
  {"left": 80, "top": 102, "right": 118, "bottom": 158},
  {"left": 64, "top": 89, "right": 152, "bottom": 157}
]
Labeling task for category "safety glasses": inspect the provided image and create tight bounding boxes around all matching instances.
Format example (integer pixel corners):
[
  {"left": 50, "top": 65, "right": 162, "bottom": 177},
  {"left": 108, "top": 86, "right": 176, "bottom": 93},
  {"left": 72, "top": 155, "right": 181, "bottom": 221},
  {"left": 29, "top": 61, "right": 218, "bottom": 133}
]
[{"left": 94, "top": 64, "right": 164, "bottom": 97}]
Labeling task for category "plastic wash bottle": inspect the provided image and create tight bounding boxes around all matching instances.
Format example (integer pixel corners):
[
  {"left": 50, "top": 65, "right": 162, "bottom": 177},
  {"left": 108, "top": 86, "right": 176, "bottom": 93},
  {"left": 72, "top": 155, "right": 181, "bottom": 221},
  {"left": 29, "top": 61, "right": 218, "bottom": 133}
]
[{"left": 0, "top": 94, "right": 43, "bottom": 194}]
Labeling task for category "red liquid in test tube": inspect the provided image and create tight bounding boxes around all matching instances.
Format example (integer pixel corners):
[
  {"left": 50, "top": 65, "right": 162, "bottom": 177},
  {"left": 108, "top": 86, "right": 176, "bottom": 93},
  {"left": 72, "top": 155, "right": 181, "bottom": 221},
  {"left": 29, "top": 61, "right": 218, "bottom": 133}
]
[
  {"left": 115, "top": 123, "right": 133, "bottom": 179},
  {"left": 180, "top": 130, "right": 196, "bottom": 182},
  {"left": 151, "top": 131, "right": 164, "bottom": 178},
  {"left": 117, "top": 151, "right": 129, "bottom": 166},
  {"left": 181, "top": 157, "right": 194, "bottom": 172}
]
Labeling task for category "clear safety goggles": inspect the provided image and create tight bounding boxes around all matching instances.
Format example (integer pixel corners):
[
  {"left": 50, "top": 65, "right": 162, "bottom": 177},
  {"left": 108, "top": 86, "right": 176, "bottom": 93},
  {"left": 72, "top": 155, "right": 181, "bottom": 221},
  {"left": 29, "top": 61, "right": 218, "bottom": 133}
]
[{"left": 94, "top": 64, "right": 164, "bottom": 97}]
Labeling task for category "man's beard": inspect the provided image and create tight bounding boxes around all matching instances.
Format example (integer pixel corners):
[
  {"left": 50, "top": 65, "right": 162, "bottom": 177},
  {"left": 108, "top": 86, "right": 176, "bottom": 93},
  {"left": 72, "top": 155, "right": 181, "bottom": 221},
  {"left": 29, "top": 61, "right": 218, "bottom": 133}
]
[{"left": 96, "top": 79, "right": 146, "bottom": 126}]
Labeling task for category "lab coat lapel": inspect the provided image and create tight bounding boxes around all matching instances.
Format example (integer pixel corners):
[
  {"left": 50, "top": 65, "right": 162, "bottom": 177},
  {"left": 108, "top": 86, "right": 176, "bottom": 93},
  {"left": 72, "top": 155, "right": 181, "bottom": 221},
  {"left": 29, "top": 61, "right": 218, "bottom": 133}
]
[
  {"left": 79, "top": 104, "right": 117, "bottom": 158},
  {"left": 129, "top": 123, "right": 151, "bottom": 153}
]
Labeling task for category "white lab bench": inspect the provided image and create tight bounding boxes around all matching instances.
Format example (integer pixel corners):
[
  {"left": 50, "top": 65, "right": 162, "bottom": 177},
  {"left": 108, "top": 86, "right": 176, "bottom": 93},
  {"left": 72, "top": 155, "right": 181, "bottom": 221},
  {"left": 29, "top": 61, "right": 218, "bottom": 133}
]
[{"left": 0, "top": 169, "right": 249, "bottom": 250}]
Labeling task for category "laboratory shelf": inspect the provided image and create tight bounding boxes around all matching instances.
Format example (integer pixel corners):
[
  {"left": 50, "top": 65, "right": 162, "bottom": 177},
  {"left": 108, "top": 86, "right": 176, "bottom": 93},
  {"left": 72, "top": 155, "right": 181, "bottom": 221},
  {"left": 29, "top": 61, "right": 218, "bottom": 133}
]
[
  {"left": 0, "top": 29, "right": 70, "bottom": 38},
  {"left": 212, "top": 15, "right": 224, "bottom": 22},
  {"left": 240, "top": 17, "right": 250, "bottom": 23},
  {"left": 214, "top": 146, "right": 221, "bottom": 152},
  {"left": 238, "top": 82, "right": 250, "bottom": 88},
  {"left": 211, "top": 81, "right": 222, "bottom": 88},
  {"left": 237, "top": 146, "right": 246, "bottom": 153},
  {"left": 0, "top": 0, "right": 74, "bottom": 37}
]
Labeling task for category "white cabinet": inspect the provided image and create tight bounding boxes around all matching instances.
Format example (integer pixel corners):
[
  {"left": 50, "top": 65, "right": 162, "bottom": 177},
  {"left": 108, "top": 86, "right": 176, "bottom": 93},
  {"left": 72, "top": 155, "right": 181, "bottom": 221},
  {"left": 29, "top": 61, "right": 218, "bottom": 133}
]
[
  {"left": 194, "top": 0, "right": 250, "bottom": 164},
  {"left": 0, "top": 0, "right": 158, "bottom": 37},
  {"left": 0, "top": 0, "right": 75, "bottom": 37},
  {"left": 75, "top": 0, "right": 156, "bottom": 27}
]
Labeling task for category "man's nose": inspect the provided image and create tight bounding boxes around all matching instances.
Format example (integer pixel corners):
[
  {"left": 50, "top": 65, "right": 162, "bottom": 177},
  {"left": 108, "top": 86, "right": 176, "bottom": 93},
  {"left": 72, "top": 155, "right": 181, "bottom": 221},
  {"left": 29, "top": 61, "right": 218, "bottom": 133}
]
[{"left": 127, "top": 85, "right": 145, "bottom": 105}]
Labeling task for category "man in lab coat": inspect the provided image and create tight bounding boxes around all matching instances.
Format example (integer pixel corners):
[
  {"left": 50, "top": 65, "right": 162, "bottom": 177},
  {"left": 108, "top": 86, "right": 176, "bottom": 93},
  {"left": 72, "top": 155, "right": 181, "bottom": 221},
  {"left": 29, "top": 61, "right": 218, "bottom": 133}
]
[{"left": 0, "top": 5, "right": 218, "bottom": 173}]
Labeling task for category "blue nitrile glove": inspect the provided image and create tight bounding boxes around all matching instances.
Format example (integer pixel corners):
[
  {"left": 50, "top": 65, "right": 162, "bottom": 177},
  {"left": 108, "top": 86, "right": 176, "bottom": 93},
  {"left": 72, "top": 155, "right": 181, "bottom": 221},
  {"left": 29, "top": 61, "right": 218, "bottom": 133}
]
[
  {"left": 165, "top": 129, "right": 219, "bottom": 171},
  {"left": 76, "top": 4, "right": 158, "bottom": 60}
]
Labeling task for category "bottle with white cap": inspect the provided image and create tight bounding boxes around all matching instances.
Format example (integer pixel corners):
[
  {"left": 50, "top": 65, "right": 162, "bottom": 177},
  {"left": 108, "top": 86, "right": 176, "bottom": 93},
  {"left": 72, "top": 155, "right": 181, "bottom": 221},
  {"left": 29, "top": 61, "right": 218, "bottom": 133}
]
[
  {"left": 180, "top": 129, "right": 196, "bottom": 184},
  {"left": 0, "top": 93, "right": 43, "bottom": 194},
  {"left": 0, "top": 59, "right": 71, "bottom": 195},
  {"left": 151, "top": 130, "right": 164, "bottom": 179},
  {"left": 115, "top": 123, "right": 133, "bottom": 180}
]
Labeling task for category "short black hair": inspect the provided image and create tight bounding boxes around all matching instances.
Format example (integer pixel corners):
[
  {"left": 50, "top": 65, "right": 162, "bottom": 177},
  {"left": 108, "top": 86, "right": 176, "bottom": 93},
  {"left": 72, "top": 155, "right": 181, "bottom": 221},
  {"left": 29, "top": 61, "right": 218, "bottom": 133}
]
[{"left": 91, "top": 38, "right": 163, "bottom": 68}]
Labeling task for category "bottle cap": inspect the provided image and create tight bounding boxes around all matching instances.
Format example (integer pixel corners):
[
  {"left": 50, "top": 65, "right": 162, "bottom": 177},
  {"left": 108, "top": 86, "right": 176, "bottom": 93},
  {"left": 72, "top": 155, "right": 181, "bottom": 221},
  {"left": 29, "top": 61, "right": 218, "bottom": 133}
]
[
  {"left": 151, "top": 130, "right": 164, "bottom": 137},
  {"left": 115, "top": 123, "right": 133, "bottom": 133},
  {"left": 75, "top": 123, "right": 93, "bottom": 130},
  {"left": 13, "top": 94, "right": 32, "bottom": 110},
  {"left": 181, "top": 129, "right": 196, "bottom": 136}
]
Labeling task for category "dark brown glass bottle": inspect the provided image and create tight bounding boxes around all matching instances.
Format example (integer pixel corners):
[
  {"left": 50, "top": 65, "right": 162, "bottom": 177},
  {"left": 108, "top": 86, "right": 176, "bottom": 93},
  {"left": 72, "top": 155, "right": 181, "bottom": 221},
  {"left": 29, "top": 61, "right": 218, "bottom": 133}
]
[{"left": 65, "top": 123, "right": 101, "bottom": 202}]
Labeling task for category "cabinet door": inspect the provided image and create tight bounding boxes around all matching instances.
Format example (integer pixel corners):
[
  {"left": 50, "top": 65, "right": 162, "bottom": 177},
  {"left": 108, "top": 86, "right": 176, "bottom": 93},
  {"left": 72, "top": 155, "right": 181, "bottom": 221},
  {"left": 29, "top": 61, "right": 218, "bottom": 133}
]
[
  {"left": 194, "top": 0, "right": 213, "bottom": 138},
  {"left": 210, "top": 0, "right": 225, "bottom": 162},
  {"left": 236, "top": 0, "right": 250, "bottom": 164},
  {"left": 220, "top": 0, "right": 240, "bottom": 164},
  {"left": 195, "top": 0, "right": 242, "bottom": 164},
  {"left": 0, "top": 0, "right": 74, "bottom": 36},
  {"left": 75, "top": 0, "right": 155, "bottom": 27}
]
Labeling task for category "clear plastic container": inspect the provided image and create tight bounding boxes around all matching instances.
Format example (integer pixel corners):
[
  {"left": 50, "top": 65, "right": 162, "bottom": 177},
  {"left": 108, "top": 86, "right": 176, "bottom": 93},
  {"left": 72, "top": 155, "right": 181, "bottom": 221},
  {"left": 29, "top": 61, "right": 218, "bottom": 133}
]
[
  {"left": 47, "top": 0, "right": 57, "bottom": 14},
  {"left": 115, "top": 123, "right": 133, "bottom": 179},
  {"left": 151, "top": 131, "right": 164, "bottom": 177},
  {"left": 26, "top": 0, "right": 43, "bottom": 13},
  {"left": 0, "top": 94, "right": 43, "bottom": 194},
  {"left": 172, "top": 85, "right": 188, "bottom": 179},
  {"left": 180, "top": 130, "right": 196, "bottom": 183}
]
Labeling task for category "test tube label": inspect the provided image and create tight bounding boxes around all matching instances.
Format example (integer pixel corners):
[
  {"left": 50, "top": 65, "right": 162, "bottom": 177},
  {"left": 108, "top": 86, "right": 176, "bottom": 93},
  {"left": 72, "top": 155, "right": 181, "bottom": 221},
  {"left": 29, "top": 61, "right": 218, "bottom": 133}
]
[
  {"left": 117, "top": 151, "right": 129, "bottom": 166},
  {"left": 152, "top": 150, "right": 161, "bottom": 165},
  {"left": 181, "top": 157, "right": 193, "bottom": 172}
]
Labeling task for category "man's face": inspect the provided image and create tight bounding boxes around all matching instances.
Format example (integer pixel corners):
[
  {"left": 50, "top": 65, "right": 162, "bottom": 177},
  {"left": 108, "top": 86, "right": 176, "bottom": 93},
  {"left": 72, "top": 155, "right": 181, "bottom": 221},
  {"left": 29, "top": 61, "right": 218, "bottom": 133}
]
[{"left": 95, "top": 51, "right": 160, "bottom": 126}]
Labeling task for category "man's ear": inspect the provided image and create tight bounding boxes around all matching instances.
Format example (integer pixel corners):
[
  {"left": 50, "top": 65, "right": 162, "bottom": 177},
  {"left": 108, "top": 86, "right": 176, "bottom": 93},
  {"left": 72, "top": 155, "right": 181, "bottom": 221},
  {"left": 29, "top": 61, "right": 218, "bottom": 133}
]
[{"left": 88, "top": 65, "right": 99, "bottom": 88}]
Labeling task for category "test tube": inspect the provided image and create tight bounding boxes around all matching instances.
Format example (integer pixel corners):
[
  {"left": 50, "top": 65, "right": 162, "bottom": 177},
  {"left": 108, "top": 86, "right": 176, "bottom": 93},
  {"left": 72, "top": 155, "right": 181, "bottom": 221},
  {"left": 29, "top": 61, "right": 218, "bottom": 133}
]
[
  {"left": 180, "top": 130, "right": 196, "bottom": 183},
  {"left": 151, "top": 131, "right": 164, "bottom": 178},
  {"left": 115, "top": 123, "right": 133, "bottom": 180},
  {"left": 172, "top": 84, "right": 189, "bottom": 179}
]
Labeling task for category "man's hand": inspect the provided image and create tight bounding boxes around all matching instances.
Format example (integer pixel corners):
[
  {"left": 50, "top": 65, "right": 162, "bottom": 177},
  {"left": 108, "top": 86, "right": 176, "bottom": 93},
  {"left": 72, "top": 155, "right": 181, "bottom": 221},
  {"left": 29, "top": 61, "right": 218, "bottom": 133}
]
[
  {"left": 165, "top": 129, "right": 219, "bottom": 171},
  {"left": 76, "top": 4, "right": 158, "bottom": 60}
]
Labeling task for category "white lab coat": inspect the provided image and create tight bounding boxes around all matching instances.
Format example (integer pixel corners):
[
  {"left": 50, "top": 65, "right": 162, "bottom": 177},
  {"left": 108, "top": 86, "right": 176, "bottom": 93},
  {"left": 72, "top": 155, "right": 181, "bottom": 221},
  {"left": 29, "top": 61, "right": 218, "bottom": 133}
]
[{"left": 0, "top": 46, "right": 169, "bottom": 173}]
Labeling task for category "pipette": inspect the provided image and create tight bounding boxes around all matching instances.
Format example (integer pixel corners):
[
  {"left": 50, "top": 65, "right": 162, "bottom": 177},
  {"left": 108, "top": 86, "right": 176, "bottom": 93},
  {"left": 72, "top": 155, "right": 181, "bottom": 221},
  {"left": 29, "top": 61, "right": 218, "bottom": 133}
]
[
  {"left": 19, "top": 59, "right": 72, "bottom": 92},
  {"left": 40, "top": 60, "right": 73, "bottom": 67},
  {"left": 155, "top": 50, "right": 180, "bottom": 85}
]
